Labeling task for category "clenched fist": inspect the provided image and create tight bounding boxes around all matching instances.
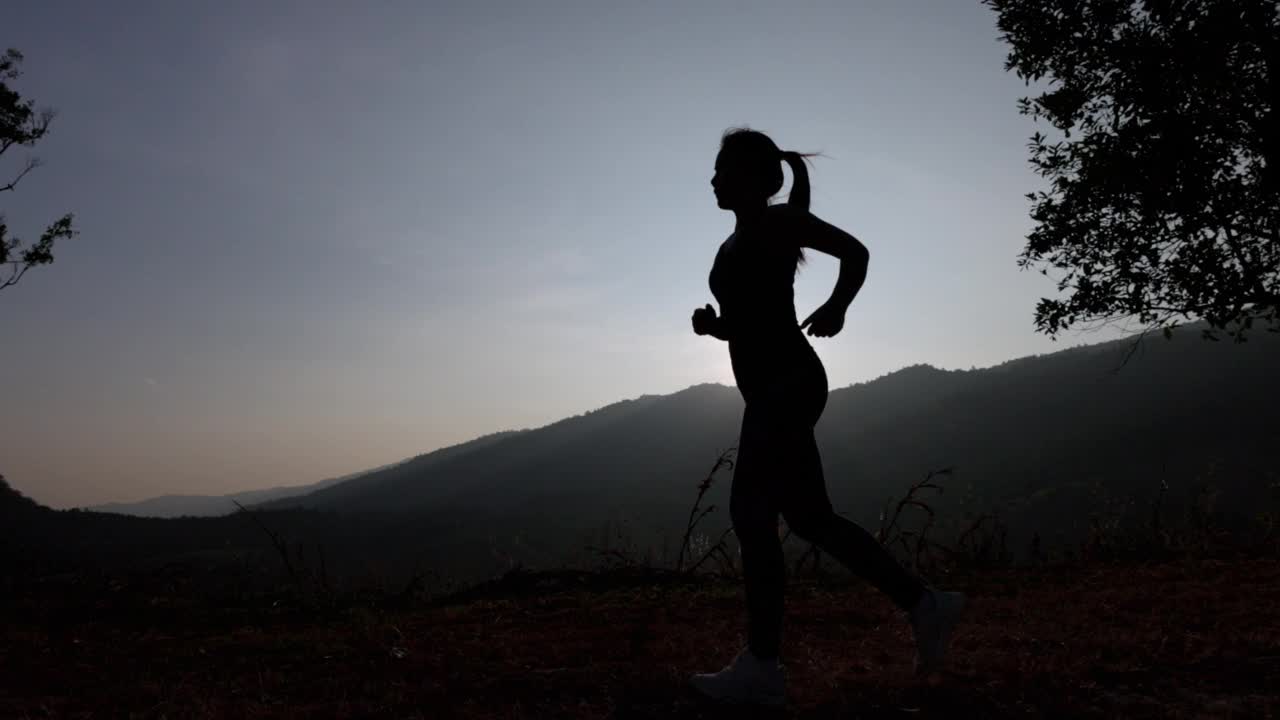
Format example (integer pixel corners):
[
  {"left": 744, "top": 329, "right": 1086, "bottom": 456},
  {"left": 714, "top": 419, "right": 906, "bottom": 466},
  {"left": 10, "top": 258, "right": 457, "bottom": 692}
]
[{"left": 692, "top": 303, "right": 719, "bottom": 336}]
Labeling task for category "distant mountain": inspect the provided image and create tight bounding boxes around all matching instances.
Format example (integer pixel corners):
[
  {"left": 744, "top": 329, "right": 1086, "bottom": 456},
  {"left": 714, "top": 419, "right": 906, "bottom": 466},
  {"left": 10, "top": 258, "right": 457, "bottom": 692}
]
[
  {"left": 88, "top": 431, "right": 527, "bottom": 518},
  {"left": 87, "top": 476, "right": 354, "bottom": 518}
]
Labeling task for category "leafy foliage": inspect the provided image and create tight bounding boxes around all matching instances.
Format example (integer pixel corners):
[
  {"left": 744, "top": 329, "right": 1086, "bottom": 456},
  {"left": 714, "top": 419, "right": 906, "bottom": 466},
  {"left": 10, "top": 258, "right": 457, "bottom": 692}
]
[
  {"left": 1, "top": 48, "right": 76, "bottom": 294},
  {"left": 985, "top": 0, "right": 1280, "bottom": 340}
]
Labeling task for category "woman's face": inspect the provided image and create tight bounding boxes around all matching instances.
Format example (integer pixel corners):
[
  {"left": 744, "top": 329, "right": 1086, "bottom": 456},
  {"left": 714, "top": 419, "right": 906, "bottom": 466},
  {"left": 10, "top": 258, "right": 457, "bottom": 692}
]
[{"left": 711, "top": 149, "right": 765, "bottom": 210}]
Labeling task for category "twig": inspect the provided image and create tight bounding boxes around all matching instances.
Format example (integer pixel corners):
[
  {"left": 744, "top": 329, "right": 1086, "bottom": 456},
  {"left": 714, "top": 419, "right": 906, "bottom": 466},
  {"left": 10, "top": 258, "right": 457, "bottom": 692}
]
[
  {"left": 0, "top": 156, "right": 39, "bottom": 193},
  {"left": 685, "top": 527, "right": 735, "bottom": 575},
  {"left": 232, "top": 500, "right": 299, "bottom": 586},
  {"left": 677, "top": 447, "right": 735, "bottom": 572}
]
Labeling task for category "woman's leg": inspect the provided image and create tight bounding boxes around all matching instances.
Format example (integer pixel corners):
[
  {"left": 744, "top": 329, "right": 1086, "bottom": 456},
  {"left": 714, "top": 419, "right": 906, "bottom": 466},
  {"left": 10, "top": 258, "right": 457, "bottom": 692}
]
[
  {"left": 779, "top": 427, "right": 926, "bottom": 612},
  {"left": 729, "top": 402, "right": 786, "bottom": 661}
]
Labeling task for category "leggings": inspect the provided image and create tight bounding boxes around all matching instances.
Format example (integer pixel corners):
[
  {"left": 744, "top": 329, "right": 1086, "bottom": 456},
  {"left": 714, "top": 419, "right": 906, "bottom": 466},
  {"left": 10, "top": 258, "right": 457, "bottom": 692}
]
[{"left": 730, "top": 357, "right": 926, "bottom": 661}]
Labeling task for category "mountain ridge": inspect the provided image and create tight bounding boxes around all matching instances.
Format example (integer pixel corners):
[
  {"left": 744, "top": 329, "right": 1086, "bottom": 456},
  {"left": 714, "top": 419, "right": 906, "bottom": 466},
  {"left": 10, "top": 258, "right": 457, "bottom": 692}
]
[
  {"left": 258, "top": 322, "right": 1279, "bottom": 565},
  {"left": 78, "top": 340, "right": 1150, "bottom": 518}
]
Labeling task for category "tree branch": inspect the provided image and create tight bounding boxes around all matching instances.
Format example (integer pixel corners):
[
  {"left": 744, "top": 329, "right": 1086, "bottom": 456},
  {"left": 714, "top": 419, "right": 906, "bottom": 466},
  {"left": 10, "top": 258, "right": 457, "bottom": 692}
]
[
  {"left": 0, "top": 156, "right": 38, "bottom": 193},
  {"left": 1, "top": 261, "right": 32, "bottom": 291}
]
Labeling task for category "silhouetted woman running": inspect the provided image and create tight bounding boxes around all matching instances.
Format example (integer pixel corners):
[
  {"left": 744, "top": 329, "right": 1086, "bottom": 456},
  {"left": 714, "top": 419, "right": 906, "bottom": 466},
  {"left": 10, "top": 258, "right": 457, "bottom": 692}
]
[{"left": 688, "top": 128, "right": 965, "bottom": 707}]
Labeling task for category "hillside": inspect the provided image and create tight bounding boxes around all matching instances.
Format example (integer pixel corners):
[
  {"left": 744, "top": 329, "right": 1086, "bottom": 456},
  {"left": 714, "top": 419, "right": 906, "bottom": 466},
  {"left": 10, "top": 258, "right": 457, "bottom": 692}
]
[
  {"left": 257, "top": 323, "right": 1280, "bottom": 575},
  {"left": 0, "top": 475, "right": 46, "bottom": 518}
]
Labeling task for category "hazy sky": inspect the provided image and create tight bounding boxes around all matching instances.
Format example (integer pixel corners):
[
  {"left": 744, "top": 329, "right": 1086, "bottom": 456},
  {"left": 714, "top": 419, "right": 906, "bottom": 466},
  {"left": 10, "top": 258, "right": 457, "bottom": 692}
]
[{"left": 2, "top": 1, "right": 1123, "bottom": 508}]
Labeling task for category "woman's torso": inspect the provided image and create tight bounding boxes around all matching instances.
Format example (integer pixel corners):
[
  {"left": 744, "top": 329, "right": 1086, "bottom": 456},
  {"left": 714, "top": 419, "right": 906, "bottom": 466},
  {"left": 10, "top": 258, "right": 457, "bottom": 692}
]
[{"left": 708, "top": 211, "right": 826, "bottom": 405}]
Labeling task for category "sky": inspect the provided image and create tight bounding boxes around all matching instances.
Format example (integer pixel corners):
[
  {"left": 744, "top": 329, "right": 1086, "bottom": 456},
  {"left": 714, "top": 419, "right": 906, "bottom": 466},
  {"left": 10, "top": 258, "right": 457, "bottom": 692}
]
[{"left": 1, "top": 1, "right": 1124, "bottom": 508}]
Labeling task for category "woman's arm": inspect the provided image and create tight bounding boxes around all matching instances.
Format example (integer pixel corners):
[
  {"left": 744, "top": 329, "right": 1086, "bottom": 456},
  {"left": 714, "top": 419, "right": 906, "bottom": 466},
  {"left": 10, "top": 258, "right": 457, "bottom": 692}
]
[
  {"left": 786, "top": 206, "right": 870, "bottom": 309},
  {"left": 772, "top": 205, "right": 870, "bottom": 338}
]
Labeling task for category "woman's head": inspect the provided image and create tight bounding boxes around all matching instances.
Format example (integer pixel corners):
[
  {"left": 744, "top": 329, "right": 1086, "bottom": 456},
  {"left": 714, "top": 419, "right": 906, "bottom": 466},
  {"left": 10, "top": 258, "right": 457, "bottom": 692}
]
[{"left": 711, "top": 127, "right": 815, "bottom": 213}]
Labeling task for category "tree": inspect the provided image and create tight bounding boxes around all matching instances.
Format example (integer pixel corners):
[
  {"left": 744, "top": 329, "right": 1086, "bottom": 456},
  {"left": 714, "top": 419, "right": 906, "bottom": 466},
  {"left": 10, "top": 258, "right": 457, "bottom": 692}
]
[
  {"left": 1, "top": 48, "right": 76, "bottom": 294},
  {"left": 985, "top": 0, "right": 1279, "bottom": 340}
]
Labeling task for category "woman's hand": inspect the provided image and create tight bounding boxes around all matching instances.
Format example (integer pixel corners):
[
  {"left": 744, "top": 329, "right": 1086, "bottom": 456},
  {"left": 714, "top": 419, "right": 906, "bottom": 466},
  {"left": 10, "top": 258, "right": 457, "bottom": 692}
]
[
  {"left": 692, "top": 303, "right": 719, "bottom": 336},
  {"left": 801, "top": 301, "right": 845, "bottom": 338}
]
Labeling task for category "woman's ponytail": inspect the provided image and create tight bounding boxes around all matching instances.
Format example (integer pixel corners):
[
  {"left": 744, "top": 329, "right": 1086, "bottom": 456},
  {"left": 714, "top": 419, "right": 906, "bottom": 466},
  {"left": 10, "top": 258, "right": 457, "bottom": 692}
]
[
  {"left": 781, "top": 150, "right": 817, "bottom": 265},
  {"left": 780, "top": 151, "right": 812, "bottom": 213}
]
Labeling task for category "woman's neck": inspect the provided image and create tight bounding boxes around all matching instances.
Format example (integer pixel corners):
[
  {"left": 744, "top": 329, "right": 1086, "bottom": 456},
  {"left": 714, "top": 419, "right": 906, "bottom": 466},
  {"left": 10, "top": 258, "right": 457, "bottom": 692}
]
[{"left": 733, "top": 202, "right": 769, "bottom": 231}]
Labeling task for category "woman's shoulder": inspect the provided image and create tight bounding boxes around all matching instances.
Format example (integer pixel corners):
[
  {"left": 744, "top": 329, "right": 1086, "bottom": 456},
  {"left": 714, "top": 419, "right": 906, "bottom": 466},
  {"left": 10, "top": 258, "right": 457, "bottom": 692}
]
[
  {"left": 766, "top": 203, "right": 804, "bottom": 221},
  {"left": 765, "top": 205, "right": 808, "bottom": 251}
]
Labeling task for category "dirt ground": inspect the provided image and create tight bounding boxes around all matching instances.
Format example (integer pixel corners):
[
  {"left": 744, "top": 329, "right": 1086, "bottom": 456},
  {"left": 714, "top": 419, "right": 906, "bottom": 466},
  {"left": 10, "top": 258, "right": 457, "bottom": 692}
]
[{"left": 3, "top": 554, "right": 1278, "bottom": 719}]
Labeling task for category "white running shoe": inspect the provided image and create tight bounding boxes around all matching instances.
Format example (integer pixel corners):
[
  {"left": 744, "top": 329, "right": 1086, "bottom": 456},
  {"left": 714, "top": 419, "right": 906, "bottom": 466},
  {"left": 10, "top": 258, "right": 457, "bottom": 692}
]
[
  {"left": 689, "top": 647, "right": 786, "bottom": 707},
  {"left": 909, "top": 587, "right": 966, "bottom": 676}
]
